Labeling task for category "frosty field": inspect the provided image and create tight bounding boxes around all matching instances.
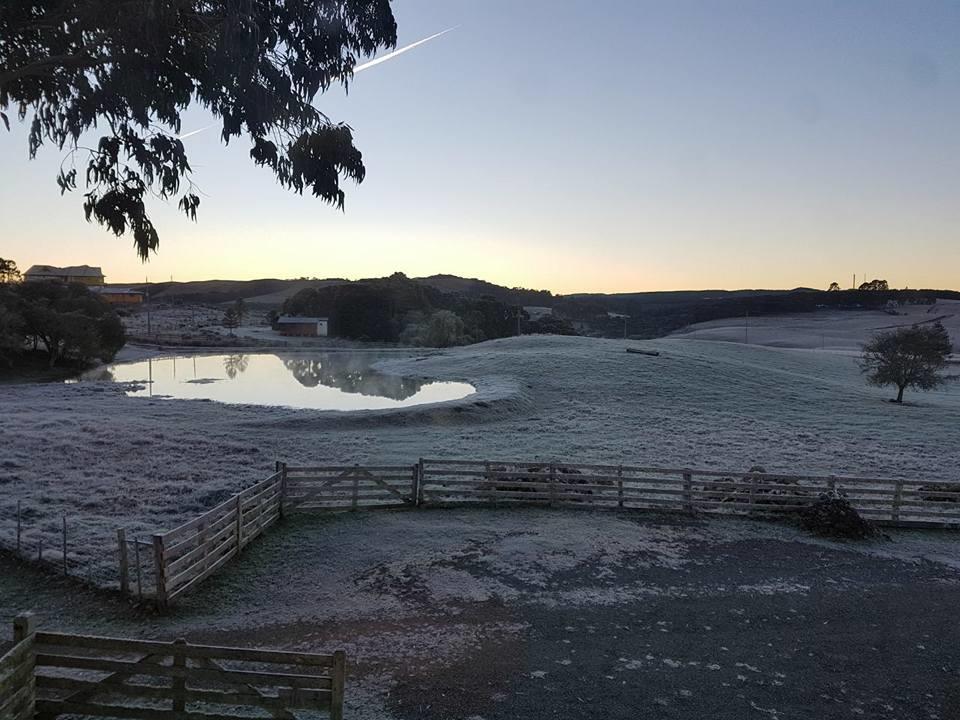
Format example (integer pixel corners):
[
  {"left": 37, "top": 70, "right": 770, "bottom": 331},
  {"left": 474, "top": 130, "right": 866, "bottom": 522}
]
[
  {"left": 3, "top": 331, "right": 960, "bottom": 718},
  {"left": 2, "top": 333, "right": 960, "bottom": 580},
  {"left": 671, "top": 299, "right": 960, "bottom": 352}
]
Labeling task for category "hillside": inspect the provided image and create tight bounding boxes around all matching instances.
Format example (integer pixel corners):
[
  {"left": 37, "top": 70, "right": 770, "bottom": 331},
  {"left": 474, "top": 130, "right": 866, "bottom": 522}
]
[
  {"left": 129, "top": 278, "right": 348, "bottom": 305},
  {"left": 414, "top": 274, "right": 554, "bottom": 306},
  {"left": 123, "top": 273, "right": 960, "bottom": 340}
]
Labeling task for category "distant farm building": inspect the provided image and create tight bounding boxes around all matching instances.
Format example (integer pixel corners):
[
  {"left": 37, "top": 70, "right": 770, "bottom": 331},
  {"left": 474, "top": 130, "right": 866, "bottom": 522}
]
[
  {"left": 91, "top": 287, "right": 145, "bottom": 305},
  {"left": 276, "top": 316, "right": 328, "bottom": 337},
  {"left": 24, "top": 264, "right": 105, "bottom": 285}
]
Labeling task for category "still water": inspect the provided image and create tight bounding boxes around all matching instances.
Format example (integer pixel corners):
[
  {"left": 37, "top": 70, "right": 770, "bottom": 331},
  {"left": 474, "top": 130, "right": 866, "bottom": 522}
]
[{"left": 79, "top": 353, "right": 475, "bottom": 410}]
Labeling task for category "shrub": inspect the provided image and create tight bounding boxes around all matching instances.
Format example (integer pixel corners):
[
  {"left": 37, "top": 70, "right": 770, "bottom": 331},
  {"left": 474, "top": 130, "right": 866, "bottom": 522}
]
[{"left": 800, "top": 491, "right": 877, "bottom": 539}]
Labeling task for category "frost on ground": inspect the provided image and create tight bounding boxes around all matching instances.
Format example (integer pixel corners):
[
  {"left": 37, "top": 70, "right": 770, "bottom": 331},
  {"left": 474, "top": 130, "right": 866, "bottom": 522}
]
[
  {"left": 1, "top": 508, "right": 959, "bottom": 719},
  {"left": 1, "top": 334, "right": 959, "bottom": 581},
  {"left": 670, "top": 299, "right": 960, "bottom": 352}
]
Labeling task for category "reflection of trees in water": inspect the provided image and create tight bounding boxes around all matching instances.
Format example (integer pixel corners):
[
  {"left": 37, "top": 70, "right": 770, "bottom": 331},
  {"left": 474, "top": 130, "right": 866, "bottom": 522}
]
[
  {"left": 280, "top": 354, "right": 423, "bottom": 400},
  {"left": 84, "top": 368, "right": 115, "bottom": 382},
  {"left": 223, "top": 354, "right": 249, "bottom": 379}
]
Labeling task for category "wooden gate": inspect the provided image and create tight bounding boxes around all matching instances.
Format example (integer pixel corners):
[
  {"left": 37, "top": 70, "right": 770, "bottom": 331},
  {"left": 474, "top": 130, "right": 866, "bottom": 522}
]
[
  {"left": 5, "top": 614, "right": 347, "bottom": 720},
  {"left": 283, "top": 464, "right": 417, "bottom": 511}
]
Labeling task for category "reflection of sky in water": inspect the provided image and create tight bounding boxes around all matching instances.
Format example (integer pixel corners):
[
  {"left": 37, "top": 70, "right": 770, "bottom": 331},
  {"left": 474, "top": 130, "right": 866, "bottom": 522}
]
[{"left": 85, "top": 354, "right": 475, "bottom": 410}]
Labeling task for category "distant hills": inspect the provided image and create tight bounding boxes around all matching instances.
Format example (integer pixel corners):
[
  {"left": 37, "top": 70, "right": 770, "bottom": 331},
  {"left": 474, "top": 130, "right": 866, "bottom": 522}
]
[{"left": 123, "top": 273, "right": 960, "bottom": 340}]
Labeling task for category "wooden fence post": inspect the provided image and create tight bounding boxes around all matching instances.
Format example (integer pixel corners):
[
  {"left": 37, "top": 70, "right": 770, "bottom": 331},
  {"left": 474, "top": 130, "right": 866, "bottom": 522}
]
[
  {"left": 485, "top": 461, "right": 496, "bottom": 507},
  {"left": 549, "top": 463, "right": 557, "bottom": 507},
  {"left": 417, "top": 458, "right": 425, "bottom": 506},
  {"left": 134, "top": 540, "right": 143, "bottom": 601},
  {"left": 11, "top": 613, "right": 37, "bottom": 720},
  {"left": 235, "top": 494, "right": 243, "bottom": 552},
  {"left": 13, "top": 612, "right": 36, "bottom": 643},
  {"left": 892, "top": 480, "right": 903, "bottom": 523},
  {"left": 682, "top": 471, "right": 693, "bottom": 514},
  {"left": 62, "top": 515, "right": 68, "bottom": 575},
  {"left": 351, "top": 466, "right": 360, "bottom": 511},
  {"left": 172, "top": 638, "right": 187, "bottom": 712},
  {"left": 198, "top": 520, "right": 208, "bottom": 574},
  {"left": 277, "top": 461, "right": 288, "bottom": 520},
  {"left": 117, "top": 529, "right": 129, "bottom": 594},
  {"left": 152, "top": 534, "right": 168, "bottom": 611},
  {"left": 617, "top": 465, "right": 624, "bottom": 509},
  {"left": 410, "top": 464, "right": 419, "bottom": 506},
  {"left": 330, "top": 649, "right": 346, "bottom": 720}
]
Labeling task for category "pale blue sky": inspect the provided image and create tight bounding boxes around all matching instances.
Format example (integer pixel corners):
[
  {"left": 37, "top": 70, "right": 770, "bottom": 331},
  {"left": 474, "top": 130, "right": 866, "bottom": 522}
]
[{"left": 2, "top": 0, "right": 959, "bottom": 292}]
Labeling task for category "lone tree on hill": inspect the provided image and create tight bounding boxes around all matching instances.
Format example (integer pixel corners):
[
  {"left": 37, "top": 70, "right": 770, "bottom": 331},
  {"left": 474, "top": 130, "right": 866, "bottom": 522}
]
[
  {"left": 859, "top": 322, "right": 953, "bottom": 403},
  {"left": 827, "top": 281, "right": 841, "bottom": 292},
  {"left": 222, "top": 307, "right": 240, "bottom": 336},
  {"left": 233, "top": 298, "right": 247, "bottom": 323},
  {"left": 0, "top": 1, "right": 397, "bottom": 260},
  {"left": 858, "top": 279, "right": 889, "bottom": 291}
]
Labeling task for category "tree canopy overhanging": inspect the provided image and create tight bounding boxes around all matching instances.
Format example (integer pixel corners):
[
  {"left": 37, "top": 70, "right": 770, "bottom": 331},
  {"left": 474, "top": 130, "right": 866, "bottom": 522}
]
[{"left": 0, "top": 0, "right": 397, "bottom": 260}]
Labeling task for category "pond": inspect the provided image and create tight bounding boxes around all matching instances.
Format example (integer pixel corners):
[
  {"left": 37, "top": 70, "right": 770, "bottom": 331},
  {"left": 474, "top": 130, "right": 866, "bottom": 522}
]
[{"left": 76, "top": 353, "right": 475, "bottom": 410}]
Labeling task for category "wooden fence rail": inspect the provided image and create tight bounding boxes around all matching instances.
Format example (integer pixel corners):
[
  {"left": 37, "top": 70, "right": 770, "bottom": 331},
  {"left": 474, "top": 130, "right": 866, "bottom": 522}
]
[{"left": 2, "top": 614, "right": 346, "bottom": 720}]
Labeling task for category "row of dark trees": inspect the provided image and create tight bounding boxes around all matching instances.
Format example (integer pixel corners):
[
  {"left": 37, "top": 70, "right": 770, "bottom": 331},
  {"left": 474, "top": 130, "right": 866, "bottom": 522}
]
[
  {"left": 279, "top": 273, "right": 523, "bottom": 345},
  {"left": 0, "top": 258, "right": 125, "bottom": 371},
  {"left": 829, "top": 279, "right": 890, "bottom": 292},
  {"left": 277, "top": 273, "right": 583, "bottom": 346}
]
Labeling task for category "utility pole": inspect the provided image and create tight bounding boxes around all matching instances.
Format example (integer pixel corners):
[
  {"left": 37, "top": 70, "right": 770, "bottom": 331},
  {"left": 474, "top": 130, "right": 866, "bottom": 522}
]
[
  {"left": 516, "top": 306, "right": 522, "bottom": 337},
  {"left": 145, "top": 276, "right": 152, "bottom": 337},
  {"left": 744, "top": 310, "right": 749, "bottom": 344},
  {"left": 623, "top": 315, "right": 628, "bottom": 340}
]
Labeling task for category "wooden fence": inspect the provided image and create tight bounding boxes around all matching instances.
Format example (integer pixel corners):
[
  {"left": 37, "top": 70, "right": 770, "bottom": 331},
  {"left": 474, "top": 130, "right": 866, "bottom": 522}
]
[
  {"left": 417, "top": 458, "right": 960, "bottom": 527},
  {"left": 150, "top": 470, "right": 284, "bottom": 609},
  {"left": 131, "top": 456, "right": 960, "bottom": 609},
  {"left": 2, "top": 614, "right": 345, "bottom": 720},
  {"left": 1, "top": 616, "right": 36, "bottom": 720}
]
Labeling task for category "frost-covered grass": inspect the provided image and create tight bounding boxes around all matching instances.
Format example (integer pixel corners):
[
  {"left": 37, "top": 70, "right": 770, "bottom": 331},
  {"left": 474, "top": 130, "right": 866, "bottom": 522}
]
[
  {"left": 1, "top": 334, "right": 959, "bottom": 581},
  {"left": 671, "top": 299, "right": 960, "bottom": 352}
]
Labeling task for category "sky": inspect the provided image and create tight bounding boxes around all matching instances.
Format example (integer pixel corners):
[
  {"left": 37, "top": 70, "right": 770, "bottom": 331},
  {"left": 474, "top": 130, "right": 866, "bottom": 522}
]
[{"left": 2, "top": 0, "right": 959, "bottom": 294}]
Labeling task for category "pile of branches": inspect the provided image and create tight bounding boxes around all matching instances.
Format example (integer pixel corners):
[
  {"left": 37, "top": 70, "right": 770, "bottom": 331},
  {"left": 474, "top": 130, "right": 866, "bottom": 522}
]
[{"left": 800, "top": 490, "right": 877, "bottom": 539}]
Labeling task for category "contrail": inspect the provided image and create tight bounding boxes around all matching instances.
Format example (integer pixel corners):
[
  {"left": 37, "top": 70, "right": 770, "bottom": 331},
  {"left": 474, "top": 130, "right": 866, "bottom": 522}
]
[
  {"left": 177, "top": 27, "right": 456, "bottom": 140},
  {"left": 353, "top": 26, "right": 457, "bottom": 73},
  {"left": 177, "top": 124, "right": 215, "bottom": 141}
]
